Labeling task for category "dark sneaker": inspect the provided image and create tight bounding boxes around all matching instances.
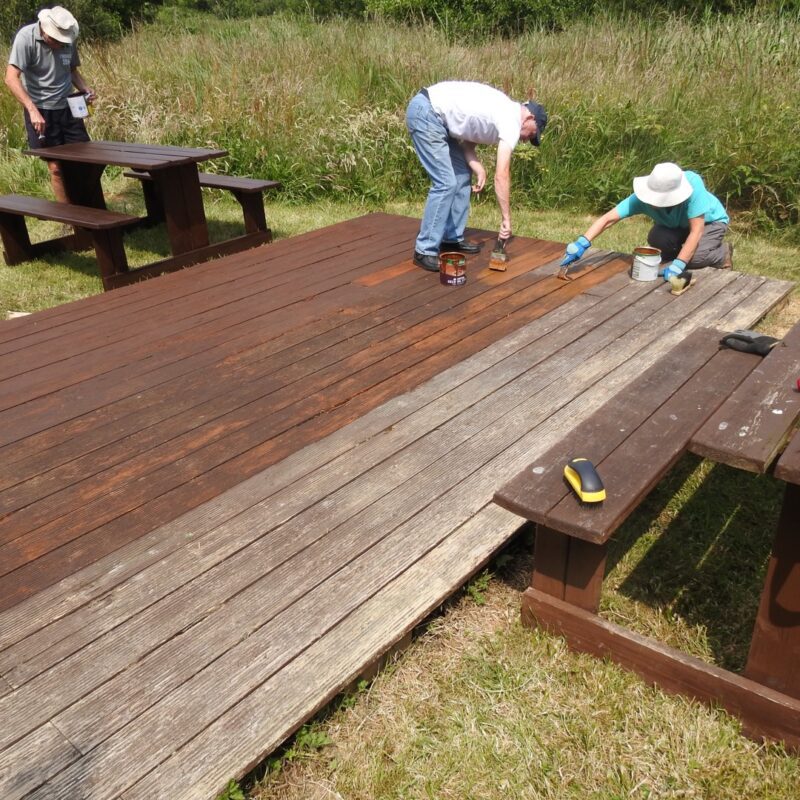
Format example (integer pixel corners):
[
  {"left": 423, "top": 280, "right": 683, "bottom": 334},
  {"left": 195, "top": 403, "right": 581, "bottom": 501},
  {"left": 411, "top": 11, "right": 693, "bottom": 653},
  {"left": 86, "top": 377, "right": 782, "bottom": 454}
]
[
  {"left": 721, "top": 241, "right": 734, "bottom": 269},
  {"left": 441, "top": 240, "right": 482, "bottom": 254},
  {"left": 413, "top": 251, "right": 440, "bottom": 272}
]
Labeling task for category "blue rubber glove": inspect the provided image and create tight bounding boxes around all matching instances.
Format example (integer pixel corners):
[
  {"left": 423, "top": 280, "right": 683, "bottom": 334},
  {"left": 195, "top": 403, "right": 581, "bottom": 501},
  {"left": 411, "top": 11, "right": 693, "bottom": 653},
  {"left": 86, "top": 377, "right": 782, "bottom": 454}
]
[
  {"left": 662, "top": 258, "right": 687, "bottom": 281},
  {"left": 561, "top": 235, "right": 591, "bottom": 267}
]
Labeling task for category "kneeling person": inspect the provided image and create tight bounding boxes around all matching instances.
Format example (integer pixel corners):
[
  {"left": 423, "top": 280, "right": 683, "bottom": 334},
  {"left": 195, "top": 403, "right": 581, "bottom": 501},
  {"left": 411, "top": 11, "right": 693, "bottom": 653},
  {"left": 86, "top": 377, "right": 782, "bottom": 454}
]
[{"left": 562, "top": 162, "right": 732, "bottom": 281}]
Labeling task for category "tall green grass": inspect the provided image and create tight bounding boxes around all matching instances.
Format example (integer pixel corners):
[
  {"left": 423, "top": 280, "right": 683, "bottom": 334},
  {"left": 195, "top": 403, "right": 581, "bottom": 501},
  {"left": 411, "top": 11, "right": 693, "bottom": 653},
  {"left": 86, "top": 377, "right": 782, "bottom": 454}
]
[{"left": 1, "top": 10, "right": 798, "bottom": 232}]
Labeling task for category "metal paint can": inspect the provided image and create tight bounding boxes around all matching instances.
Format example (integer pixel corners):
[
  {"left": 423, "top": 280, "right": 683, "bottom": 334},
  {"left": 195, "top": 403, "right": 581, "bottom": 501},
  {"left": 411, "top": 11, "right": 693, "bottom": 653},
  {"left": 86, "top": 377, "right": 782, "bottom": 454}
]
[
  {"left": 631, "top": 246, "right": 661, "bottom": 281},
  {"left": 439, "top": 251, "right": 466, "bottom": 286}
]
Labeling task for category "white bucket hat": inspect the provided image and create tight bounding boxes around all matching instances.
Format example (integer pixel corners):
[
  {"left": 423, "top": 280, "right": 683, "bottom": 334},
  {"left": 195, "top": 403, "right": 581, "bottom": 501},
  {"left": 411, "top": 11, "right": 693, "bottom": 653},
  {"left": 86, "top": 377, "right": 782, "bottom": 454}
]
[
  {"left": 632, "top": 162, "right": 693, "bottom": 208},
  {"left": 38, "top": 6, "right": 79, "bottom": 45}
]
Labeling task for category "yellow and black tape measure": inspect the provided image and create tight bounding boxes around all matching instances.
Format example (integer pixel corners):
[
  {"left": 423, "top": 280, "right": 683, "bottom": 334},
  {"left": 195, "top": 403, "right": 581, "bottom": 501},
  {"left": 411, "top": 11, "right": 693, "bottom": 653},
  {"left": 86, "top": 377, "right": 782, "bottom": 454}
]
[{"left": 564, "top": 458, "right": 606, "bottom": 503}]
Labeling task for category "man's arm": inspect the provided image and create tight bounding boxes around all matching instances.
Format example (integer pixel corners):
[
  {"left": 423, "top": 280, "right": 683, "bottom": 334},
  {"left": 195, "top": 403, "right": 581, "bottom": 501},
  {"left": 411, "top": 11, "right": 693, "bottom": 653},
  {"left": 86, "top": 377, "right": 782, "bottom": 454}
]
[
  {"left": 4, "top": 63, "right": 46, "bottom": 133},
  {"left": 495, "top": 140, "right": 512, "bottom": 238},
  {"left": 461, "top": 141, "right": 485, "bottom": 192},
  {"left": 70, "top": 67, "right": 95, "bottom": 102}
]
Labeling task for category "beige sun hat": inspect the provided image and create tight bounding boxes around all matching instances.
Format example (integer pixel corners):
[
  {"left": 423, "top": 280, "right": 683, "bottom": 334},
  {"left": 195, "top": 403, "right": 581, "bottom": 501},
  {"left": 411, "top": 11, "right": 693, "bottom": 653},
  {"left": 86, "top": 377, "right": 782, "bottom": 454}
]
[
  {"left": 38, "top": 6, "right": 79, "bottom": 45},
  {"left": 632, "top": 162, "right": 693, "bottom": 207}
]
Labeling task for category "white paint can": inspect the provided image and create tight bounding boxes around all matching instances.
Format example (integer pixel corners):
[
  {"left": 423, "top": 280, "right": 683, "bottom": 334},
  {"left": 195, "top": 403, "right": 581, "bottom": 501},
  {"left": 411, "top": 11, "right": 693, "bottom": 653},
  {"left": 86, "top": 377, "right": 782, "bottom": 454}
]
[
  {"left": 66, "top": 93, "right": 89, "bottom": 119},
  {"left": 631, "top": 246, "right": 661, "bottom": 281}
]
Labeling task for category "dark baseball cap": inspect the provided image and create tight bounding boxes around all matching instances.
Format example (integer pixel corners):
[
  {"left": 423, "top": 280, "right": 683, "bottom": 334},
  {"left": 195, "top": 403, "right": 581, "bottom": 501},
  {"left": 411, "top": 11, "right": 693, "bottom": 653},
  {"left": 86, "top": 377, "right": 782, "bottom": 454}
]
[{"left": 523, "top": 100, "right": 548, "bottom": 146}]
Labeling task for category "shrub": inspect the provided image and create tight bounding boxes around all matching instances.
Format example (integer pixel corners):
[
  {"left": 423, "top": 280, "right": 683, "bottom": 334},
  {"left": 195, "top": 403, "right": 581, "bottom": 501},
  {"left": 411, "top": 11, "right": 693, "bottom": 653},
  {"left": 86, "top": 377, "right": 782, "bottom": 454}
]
[{"left": 0, "top": 1, "right": 161, "bottom": 44}]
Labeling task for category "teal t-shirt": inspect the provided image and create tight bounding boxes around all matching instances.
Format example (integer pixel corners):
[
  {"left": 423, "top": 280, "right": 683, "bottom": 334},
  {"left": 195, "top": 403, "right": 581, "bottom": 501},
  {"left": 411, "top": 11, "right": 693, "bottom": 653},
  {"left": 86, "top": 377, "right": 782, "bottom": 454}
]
[{"left": 615, "top": 171, "right": 729, "bottom": 228}]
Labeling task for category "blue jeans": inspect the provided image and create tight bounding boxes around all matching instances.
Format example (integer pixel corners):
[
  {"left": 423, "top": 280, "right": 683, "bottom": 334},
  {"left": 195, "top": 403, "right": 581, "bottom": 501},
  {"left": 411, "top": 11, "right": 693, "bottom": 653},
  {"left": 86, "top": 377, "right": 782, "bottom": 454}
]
[{"left": 406, "top": 93, "right": 472, "bottom": 256}]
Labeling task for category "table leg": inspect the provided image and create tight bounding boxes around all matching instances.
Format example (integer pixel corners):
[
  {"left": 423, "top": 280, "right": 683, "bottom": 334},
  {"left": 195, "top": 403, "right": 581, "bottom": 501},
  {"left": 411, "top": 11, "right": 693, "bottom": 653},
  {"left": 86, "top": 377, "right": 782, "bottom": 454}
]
[
  {"left": 61, "top": 161, "right": 106, "bottom": 208},
  {"left": 0, "top": 213, "right": 33, "bottom": 264},
  {"left": 531, "top": 526, "right": 608, "bottom": 613},
  {"left": 151, "top": 164, "right": 209, "bottom": 254},
  {"left": 61, "top": 162, "right": 106, "bottom": 250},
  {"left": 744, "top": 482, "right": 800, "bottom": 698}
]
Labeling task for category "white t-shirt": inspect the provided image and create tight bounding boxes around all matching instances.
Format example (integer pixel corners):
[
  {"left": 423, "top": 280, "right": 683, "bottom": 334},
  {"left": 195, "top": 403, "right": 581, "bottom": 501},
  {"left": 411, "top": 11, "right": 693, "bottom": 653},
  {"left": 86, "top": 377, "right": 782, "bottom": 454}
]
[{"left": 426, "top": 81, "right": 522, "bottom": 148}]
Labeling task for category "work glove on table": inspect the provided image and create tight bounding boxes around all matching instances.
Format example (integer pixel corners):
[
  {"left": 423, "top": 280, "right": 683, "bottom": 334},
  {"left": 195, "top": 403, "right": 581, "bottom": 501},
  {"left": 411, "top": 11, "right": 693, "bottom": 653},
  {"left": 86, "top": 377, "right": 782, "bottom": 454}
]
[
  {"left": 662, "top": 258, "right": 687, "bottom": 281},
  {"left": 560, "top": 235, "right": 591, "bottom": 266}
]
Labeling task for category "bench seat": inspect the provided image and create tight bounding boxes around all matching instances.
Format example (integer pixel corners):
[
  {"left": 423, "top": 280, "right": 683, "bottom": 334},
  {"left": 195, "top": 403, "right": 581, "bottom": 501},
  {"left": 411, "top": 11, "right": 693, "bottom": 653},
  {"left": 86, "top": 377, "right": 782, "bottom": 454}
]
[
  {"left": 124, "top": 170, "right": 281, "bottom": 237},
  {"left": 494, "top": 327, "right": 760, "bottom": 547},
  {"left": 0, "top": 194, "right": 136, "bottom": 230},
  {"left": 0, "top": 194, "right": 137, "bottom": 287},
  {"left": 689, "top": 321, "right": 800, "bottom": 473}
]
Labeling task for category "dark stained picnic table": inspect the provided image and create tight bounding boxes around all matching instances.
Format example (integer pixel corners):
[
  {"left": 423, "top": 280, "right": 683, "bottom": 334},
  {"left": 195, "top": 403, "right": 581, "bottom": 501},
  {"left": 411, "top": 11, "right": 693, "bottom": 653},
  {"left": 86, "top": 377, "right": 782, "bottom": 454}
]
[{"left": 24, "top": 141, "right": 227, "bottom": 256}]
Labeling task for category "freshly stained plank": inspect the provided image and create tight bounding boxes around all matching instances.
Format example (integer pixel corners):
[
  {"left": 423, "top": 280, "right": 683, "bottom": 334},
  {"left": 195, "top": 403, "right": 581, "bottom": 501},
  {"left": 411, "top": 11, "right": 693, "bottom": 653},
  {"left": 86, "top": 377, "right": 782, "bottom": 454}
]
[
  {"left": 0, "top": 220, "right": 417, "bottom": 401},
  {"left": 0, "top": 237, "right": 558, "bottom": 476},
  {"left": 0, "top": 241, "right": 568, "bottom": 534},
  {"left": 0, "top": 212, "right": 405, "bottom": 355},
  {"left": 0, "top": 247, "right": 625, "bottom": 606},
  {"left": 0, "top": 276, "right": 634, "bottom": 658},
  {"left": 690, "top": 320, "right": 800, "bottom": 472}
]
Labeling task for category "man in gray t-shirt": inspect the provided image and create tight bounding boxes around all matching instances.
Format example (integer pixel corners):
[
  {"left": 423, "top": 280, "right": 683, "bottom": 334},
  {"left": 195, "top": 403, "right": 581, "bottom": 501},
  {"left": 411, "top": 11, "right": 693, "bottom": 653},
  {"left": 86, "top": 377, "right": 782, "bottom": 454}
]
[{"left": 5, "top": 6, "right": 97, "bottom": 202}]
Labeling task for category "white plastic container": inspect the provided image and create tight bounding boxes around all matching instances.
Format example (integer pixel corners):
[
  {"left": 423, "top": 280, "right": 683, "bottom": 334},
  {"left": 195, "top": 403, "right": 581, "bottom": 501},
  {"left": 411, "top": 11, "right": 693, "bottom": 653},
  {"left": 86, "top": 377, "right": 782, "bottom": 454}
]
[
  {"left": 631, "top": 246, "right": 661, "bottom": 281},
  {"left": 66, "top": 93, "right": 89, "bottom": 119}
]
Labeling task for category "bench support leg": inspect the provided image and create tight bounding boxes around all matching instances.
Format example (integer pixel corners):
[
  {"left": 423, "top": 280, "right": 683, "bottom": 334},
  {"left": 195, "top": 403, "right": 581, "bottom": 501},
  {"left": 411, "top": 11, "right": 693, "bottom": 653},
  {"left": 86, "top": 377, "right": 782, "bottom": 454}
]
[
  {"left": 531, "top": 526, "right": 607, "bottom": 613},
  {"left": 745, "top": 482, "right": 800, "bottom": 698},
  {"left": 232, "top": 189, "right": 271, "bottom": 239},
  {"left": 140, "top": 178, "right": 166, "bottom": 226},
  {"left": 0, "top": 212, "right": 33, "bottom": 265},
  {"left": 522, "top": 587, "right": 800, "bottom": 751},
  {"left": 90, "top": 229, "right": 129, "bottom": 291}
]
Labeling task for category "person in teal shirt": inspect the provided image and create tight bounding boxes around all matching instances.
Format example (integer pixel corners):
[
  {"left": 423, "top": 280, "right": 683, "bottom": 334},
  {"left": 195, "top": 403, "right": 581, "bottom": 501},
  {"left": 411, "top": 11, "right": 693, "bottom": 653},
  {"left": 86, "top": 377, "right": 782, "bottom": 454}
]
[{"left": 561, "top": 162, "right": 733, "bottom": 282}]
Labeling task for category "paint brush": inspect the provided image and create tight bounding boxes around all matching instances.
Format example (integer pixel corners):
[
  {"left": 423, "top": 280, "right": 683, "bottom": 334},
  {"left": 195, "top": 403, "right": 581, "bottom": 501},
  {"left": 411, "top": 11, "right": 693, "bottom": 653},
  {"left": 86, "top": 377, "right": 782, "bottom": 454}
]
[{"left": 489, "top": 237, "right": 509, "bottom": 271}]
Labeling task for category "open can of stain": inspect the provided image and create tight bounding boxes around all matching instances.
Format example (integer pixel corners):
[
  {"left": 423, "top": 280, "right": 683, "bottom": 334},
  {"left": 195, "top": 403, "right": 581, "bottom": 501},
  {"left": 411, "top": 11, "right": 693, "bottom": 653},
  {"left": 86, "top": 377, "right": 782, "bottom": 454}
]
[
  {"left": 439, "top": 251, "right": 466, "bottom": 286},
  {"left": 631, "top": 246, "right": 661, "bottom": 281}
]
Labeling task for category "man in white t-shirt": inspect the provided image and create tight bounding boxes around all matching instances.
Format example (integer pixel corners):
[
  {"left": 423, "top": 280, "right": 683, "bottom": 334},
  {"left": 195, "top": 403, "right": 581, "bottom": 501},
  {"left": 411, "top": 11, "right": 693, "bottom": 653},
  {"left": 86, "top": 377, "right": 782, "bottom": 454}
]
[{"left": 405, "top": 81, "right": 547, "bottom": 271}]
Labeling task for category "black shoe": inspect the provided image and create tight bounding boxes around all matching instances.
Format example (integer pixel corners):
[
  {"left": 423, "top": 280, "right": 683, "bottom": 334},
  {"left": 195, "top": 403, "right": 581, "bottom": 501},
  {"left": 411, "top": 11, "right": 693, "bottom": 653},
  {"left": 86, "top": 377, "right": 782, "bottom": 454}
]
[
  {"left": 441, "top": 240, "right": 481, "bottom": 254},
  {"left": 413, "top": 251, "right": 440, "bottom": 272}
]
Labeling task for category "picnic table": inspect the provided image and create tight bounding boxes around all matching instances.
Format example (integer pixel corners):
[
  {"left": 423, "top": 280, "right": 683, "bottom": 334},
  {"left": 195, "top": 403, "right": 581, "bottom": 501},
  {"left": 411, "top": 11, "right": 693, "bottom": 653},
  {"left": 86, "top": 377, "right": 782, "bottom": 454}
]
[
  {"left": 0, "top": 141, "right": 277, "bottom": 290},
  {"left": 494, "top": 321, "right": 800, "bottom": 748},
  {"left": 25, "top": 141, "right": 226, "bottom": 255}
]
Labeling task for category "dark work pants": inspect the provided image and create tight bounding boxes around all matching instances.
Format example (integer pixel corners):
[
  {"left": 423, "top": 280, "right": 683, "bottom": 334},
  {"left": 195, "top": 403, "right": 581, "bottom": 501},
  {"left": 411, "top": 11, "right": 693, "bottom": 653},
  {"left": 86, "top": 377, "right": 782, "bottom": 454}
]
[{"left": 647, "top": 221, "right": 728, "bottom": 268}]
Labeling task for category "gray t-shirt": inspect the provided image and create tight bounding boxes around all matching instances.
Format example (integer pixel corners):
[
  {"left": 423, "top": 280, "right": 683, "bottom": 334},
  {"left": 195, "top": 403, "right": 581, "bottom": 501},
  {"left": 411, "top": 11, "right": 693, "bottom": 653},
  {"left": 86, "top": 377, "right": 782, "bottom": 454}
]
[{"left": 8, "top": 22, "right": 80, "bottom": 110}]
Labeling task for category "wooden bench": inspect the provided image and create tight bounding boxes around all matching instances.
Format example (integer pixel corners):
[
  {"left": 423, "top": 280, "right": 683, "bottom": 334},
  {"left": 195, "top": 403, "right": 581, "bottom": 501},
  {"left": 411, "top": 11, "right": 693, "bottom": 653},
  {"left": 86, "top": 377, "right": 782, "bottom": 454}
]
[
  {"left": 689, "top": 321, "right": 800, "bottom": 472},
  {"left": 493, "top": 325, "right": 800, "bottom": 749},
  {"left": 688, "top": 320, "right": 800, "bottom": 701},
  {"left": 124, "top": 171, "right": 281, "bottom": 239},
  {"left": 0, "top": 194, "right": 137, "bottom": 290}
]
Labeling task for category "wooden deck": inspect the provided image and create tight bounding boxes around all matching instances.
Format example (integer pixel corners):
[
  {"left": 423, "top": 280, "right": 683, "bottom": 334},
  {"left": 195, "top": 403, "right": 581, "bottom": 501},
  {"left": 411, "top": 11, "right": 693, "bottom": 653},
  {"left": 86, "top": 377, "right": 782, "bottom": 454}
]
[{"left": 0, "top": 213, "right": 792, "bottom": 799}]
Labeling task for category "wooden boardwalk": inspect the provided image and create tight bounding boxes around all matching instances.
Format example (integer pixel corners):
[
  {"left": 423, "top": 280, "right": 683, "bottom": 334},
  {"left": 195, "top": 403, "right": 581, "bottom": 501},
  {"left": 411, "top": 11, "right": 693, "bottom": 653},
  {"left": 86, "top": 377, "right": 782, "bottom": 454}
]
[{"left": 0, "top": 213, "right": 792, "bottom": 799}]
